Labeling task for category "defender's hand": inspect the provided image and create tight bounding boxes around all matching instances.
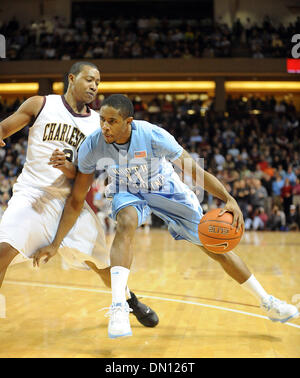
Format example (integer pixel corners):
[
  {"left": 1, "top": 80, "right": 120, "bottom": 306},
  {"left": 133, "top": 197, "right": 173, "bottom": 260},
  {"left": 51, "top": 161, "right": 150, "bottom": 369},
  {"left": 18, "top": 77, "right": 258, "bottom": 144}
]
[
  {"left": 48, "top": 149, "right": 67, "bottom": 169},
  {"left": 33, "top": 244, "right": 58, "bottom": 267}
]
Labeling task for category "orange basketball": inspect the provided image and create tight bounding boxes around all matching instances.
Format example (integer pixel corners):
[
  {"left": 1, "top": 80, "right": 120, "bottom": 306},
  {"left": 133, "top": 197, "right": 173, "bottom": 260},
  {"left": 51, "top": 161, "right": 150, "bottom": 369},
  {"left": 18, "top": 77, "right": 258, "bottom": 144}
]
[{"left": 198, "top": 208, "right": 243, "bottom": 254}]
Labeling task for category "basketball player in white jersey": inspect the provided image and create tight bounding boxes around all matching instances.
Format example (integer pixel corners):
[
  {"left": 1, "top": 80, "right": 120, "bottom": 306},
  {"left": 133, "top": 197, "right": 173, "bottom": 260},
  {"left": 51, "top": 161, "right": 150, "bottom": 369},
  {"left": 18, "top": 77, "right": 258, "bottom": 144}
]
[{"left": 0, "top": 62, "right": 158, "bottom": 328}]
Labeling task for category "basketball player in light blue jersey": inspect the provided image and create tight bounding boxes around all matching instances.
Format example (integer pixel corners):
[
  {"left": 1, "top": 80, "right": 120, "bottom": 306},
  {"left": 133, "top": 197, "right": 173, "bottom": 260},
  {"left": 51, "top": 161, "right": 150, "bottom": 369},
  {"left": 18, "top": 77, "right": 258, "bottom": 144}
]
[{"left": 34, "top": 94, "right": 299, "bottom": 339}]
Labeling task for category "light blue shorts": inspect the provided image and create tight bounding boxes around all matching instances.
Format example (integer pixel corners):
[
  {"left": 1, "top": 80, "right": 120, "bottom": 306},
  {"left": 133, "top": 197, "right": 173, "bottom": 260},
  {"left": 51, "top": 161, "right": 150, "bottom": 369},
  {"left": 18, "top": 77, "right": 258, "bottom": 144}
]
[{"left": 111, "top": 190, "right": 203, "bottom": 245}]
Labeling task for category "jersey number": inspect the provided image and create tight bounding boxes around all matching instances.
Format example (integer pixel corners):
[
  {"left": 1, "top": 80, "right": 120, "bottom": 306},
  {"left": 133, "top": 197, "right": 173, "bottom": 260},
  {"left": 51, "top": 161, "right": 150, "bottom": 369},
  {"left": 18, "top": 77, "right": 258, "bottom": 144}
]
[{"left": 63, "top": 148, "right": 74, "bottom": 163}]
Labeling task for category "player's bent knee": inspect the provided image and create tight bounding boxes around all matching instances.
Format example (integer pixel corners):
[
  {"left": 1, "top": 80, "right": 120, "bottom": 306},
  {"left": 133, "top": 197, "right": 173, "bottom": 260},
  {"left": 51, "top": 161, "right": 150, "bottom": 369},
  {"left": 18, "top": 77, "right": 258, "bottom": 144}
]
[
  {"left": 0, "top": 243, "right": 19, "bottom": 267},
  {"left": 116, "top": 207, "right": 138, "bottom": 232}
]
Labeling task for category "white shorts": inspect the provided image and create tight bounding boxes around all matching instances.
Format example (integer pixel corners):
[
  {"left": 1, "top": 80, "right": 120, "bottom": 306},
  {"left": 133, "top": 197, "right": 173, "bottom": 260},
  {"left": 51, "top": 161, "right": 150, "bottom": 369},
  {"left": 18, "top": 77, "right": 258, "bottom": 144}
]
[{"left": 0, "top": 184, "right": 110, "bottom": 270}]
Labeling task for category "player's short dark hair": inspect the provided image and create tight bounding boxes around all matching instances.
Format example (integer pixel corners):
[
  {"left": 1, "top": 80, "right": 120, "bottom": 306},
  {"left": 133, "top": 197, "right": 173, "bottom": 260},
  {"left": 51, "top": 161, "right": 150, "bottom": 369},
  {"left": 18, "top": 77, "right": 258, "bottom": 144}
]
[
  {"left": 68, "top": 61, "right": 99, "bottom": 76},
  {"left": 101, "top": 94, "right": 134, "bottom": 119}
]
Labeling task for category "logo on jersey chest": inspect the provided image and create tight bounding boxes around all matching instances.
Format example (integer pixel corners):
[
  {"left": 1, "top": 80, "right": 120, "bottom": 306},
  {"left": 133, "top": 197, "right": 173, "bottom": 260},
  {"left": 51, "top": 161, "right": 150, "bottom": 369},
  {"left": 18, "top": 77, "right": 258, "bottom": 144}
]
[
  {"left": 42, "top": 123, "right": 86, "bottom": 149},
  {"left": 134, "top": 150, "right": 147, "bottom": 158},
  {"left": 109, "top": 163, "right": 165, "bottom": 190}
]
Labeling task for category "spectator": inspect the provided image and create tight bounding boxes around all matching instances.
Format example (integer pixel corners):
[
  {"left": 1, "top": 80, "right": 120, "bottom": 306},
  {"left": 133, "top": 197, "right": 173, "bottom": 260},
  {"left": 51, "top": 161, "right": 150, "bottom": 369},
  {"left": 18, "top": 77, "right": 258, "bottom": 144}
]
[
  {"left": 214, "top": 147, "right": 226, "bottom": 171},
  {"left": 286, "top": 165, "right": 297, "bottom": 186},
  {"left": 252, "top": 207, "right": 268, "bottom": 230},
  {"left": 266, "top": 205, "right": 283, "bottom": 231},
  {"left": 292, "top": 177, "right": 300, "bottom": 207},
  {"left": 250, "top": 179, "right": 268, "bottom": 210},
  {"left": 272, "top": 172, "right": 284, "bottom": 205},
  {"left": 286, "top": 204, "right": 300, "bottom": 231},
  {"left": 281, "top": 178, "right": 293, "bottom": 220},
  {"left": 244, "top": 204, "right": 254, "bottom": 231},
  {"left": 234, "top": 179, "right": 250, "bottom": 219}
]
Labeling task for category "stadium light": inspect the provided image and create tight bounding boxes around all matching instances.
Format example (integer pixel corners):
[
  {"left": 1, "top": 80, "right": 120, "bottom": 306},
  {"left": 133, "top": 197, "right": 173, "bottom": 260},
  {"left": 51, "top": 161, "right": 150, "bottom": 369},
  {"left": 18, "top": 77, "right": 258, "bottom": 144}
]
[
  {"left": 1, "top": 81, "right": 299, "bottom": 95},
  {"left": 0, "top": 83, "right": 39, "bottom": 94},
  {"left": 225, "top": 81, "right": 300, "bottom": 92},
  {"left": 52, "top": 81, "right": 216, "bottom": 93}
]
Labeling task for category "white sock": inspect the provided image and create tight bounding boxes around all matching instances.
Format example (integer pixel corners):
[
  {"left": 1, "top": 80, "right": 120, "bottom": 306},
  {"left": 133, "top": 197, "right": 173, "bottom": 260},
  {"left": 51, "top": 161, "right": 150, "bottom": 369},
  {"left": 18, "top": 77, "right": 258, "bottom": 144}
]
[
  {"left": 241, "top": 274, "right": 269, "bottom": 302},
  {"left": 111, "top": 266, "right": 130, "bottom": 304}
]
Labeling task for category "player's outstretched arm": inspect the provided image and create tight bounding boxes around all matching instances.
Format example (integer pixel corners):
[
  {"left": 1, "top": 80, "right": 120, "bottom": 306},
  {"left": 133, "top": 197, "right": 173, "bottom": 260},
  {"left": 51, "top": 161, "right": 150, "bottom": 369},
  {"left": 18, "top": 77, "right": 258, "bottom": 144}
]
[
  {"left": 33, "top": 171, "right": 94, "bottom": 266},
  {"left": 0, "top": 96, "right": 44, "bottom": 147},
  {"left": 173, "top": 149, "right": 244, "bottom": 231}
]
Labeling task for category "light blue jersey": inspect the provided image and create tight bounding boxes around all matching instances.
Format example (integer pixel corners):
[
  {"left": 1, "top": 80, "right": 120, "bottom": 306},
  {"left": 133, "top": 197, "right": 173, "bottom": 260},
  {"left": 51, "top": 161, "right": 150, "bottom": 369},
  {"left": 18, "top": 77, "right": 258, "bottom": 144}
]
[
  {"left": 78, "top": 120, "right": 203, "bottom": 245},
  {"left": 79, "top": 120, "right": 184, "bottom": 195}
]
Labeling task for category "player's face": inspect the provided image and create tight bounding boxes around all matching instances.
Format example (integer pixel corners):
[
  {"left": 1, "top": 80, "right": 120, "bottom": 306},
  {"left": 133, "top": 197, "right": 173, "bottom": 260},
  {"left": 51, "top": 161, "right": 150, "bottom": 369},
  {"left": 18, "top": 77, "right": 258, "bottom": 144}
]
[
  {"left": 100, "top": 105, "right": 133, "bottom": 144},
  {"left": 70, "top": 66, "right": 100, "bottom": 103}
]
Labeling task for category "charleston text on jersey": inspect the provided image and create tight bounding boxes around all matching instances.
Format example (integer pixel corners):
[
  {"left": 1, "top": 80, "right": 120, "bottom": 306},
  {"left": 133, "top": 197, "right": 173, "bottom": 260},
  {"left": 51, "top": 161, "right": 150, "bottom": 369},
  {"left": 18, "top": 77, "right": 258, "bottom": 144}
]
[{"left": 42, "top": 123, "right": 86, "bottom": 149}]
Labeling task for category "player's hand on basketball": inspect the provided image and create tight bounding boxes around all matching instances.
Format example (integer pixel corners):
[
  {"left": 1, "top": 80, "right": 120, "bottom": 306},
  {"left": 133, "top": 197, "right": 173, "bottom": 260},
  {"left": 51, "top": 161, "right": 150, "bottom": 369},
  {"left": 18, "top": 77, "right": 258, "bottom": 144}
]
[
  {"left": 33, "top": 244, "right": 58, "bottom": 267},
  {"left": 219, "top": 197, "right": 244, "bottom": 232},
  {"left": 48, "top": 149, "right": 67, "bottom": 169}
]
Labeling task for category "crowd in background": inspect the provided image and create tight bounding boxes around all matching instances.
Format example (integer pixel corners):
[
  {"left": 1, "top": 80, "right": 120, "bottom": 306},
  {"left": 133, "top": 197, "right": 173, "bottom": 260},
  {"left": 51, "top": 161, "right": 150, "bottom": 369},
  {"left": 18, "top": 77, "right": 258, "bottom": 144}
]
[
  {"left": 1, "top": 14, "right": 299, "bottom": 60},
  {"left": 0, "top": 94, "right": 300, "bottom": 232}
]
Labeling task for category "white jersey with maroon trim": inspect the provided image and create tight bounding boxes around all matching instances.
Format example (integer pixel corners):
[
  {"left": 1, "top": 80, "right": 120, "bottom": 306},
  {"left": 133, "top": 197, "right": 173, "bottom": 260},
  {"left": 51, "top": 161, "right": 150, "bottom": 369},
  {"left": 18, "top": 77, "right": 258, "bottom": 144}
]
[{"left": 15, "top": 94, "right": 100, "bottom": 197}]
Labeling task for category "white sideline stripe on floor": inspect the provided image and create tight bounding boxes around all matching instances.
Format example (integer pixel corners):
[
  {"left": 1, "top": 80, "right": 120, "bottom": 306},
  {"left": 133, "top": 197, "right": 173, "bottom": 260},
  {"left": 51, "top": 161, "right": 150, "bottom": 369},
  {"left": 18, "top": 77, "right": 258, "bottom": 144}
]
[{"left": 5, "top": 279, "right": 300, "bottom": 329}]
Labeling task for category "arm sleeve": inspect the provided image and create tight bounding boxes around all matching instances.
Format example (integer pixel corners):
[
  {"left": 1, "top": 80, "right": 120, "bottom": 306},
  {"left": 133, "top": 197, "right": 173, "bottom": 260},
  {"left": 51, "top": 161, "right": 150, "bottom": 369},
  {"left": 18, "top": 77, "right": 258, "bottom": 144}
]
[
  {"left": 78, "top": 136, "right": 97, "bottom": 174},
  {"left": 151, "top": 126, "right": 183, "bottom": 162}
]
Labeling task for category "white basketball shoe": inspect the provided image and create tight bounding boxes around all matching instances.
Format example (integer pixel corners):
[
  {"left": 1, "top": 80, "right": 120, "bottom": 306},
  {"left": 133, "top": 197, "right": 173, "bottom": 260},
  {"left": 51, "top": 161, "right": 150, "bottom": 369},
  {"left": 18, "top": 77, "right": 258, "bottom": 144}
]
[
  {"left": 261, "top": 295, "right": 299, "bottom": 323},
  {"left": 105, "top": 302, "right": 133, "bottom": 339}
]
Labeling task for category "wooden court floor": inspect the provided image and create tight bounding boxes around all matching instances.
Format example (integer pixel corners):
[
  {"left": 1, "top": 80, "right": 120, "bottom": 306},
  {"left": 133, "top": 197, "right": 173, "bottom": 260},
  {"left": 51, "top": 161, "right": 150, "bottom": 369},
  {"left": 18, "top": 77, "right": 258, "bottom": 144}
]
[{"left": 0, "top": 230, "right": 299, "bottom": 358}]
